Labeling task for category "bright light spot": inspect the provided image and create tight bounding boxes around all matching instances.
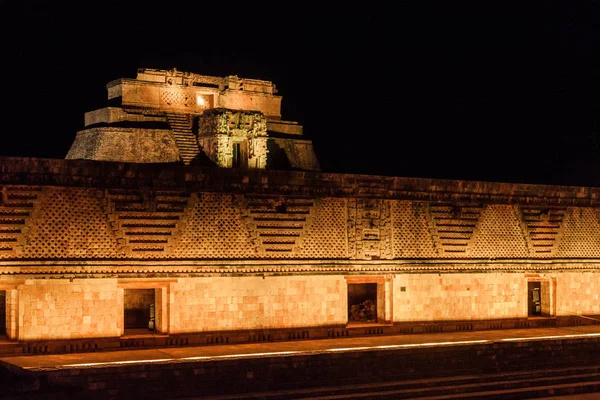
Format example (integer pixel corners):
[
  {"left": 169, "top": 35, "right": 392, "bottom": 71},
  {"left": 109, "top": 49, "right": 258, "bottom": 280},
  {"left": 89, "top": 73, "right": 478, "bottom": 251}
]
[
  {"left": 501, "top": 333, "right": 600, "bottom": 342},
  {"left": 196, "top": 95, "right": 205, "bottom": 106},
  {"left": 64, "top": 358, "right": 172, "bottom": 368}
]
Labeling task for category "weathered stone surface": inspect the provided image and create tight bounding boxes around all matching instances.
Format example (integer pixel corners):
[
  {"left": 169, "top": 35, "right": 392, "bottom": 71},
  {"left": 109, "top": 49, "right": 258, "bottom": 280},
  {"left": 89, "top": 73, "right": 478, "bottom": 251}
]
[{"left": 66, "top": 128, "right": 180, "bottom": 163}]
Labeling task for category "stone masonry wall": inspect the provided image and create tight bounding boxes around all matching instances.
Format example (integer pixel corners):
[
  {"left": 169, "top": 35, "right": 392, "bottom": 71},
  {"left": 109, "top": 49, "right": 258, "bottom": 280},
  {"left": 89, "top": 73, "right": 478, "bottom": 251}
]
[
  {"left": 169, "top": 276, "right": 346, "bottom": 333},
  {"left": 556, "top": 272, "right": 600, "bottom": 316},
  {"left": 17, "top": 279, "right": 120, "bottom": 341},
  {"left": 393, "top": 273, "right": 526, "bottom": 322}
]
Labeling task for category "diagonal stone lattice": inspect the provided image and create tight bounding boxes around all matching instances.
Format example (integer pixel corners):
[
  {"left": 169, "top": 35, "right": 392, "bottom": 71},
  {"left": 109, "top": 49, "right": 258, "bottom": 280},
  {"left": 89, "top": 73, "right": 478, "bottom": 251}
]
[{"left": 0, "top": 186, "right": 42, "bottom": 254}]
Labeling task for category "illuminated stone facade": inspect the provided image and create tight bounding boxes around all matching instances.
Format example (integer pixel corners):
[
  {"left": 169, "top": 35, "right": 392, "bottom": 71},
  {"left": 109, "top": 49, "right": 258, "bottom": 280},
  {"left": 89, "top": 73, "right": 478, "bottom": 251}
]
[
  {"left": 1, "top": 70, "right": 600, "bottom": 351},
  {"left": 66, "top": 68, "right": 319, "bottom": 171}
]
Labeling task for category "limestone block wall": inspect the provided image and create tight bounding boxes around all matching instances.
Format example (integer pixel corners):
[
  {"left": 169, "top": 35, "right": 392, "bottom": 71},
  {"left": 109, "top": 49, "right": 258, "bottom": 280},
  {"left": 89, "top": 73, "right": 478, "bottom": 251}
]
[
  {"left": 17, "top": 279, "right": 120, "bottom": 341},
  {"left": 6, "top": 290, "right": 17, "bottom": 339},
  {"left": 169, "top": 276, "right": 346, "bottom": 333},
  {"left": 556, "top": 272, "right": 600, "bottom": 316},
  {"left": 66, "top": 128, "right": 180, "bottom": 163},
  {"left": 219, "top": 91, "right": 281, "bottom": 119},
  {"left": 393, "top": 273, "right": 526, "bottom": 322}
]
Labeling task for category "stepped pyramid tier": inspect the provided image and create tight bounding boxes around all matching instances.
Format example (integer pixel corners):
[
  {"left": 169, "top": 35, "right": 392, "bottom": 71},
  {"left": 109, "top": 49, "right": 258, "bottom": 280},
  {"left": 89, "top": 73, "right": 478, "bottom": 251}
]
[{"left": 66, "top": 68, "right": 320, "bottom": 171}]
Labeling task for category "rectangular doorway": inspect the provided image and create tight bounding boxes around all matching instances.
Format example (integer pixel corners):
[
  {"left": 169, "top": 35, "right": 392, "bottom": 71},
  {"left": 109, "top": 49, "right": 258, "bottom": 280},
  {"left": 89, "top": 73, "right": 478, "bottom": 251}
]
[
  {"left": 124, "top": 289, "right": 155, "bottom": 333},
  {"left": 0, "top": 290, "right": 5, "bottom": 336},
  {"left": 528, "top": 281, "right": 542, "bottom": 317},
  {"left": 348, "top": 283, "right": 378, "bottom": 324}
]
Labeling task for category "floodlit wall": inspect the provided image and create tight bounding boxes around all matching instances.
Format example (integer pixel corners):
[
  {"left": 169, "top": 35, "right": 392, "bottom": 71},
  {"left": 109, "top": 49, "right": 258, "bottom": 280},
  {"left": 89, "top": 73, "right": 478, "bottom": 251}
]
[
  {"left": 169, "top": 276, "right": 346, "bottom": 333},
  {"left": 17, "top": 279, "right": 121, "bottom": 341}
]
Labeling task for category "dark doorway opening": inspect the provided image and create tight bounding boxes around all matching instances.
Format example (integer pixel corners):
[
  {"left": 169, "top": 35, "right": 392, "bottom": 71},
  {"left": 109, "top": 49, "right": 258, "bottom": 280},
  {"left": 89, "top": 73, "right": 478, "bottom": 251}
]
[
  {"left": 528, "top": 281, "right": 542, "bottom": 317},
  {"left": 232, "top": 142, "right": 242, "bottom": 168},
  {"left": 124, "top": 289, "right": 155, "bottom": 333},
  {"left": 0, "top": 290, "right": 6, "bottom": 336},
  {"left": 348, "top": 283, "right": 377, "bottom": 323}
]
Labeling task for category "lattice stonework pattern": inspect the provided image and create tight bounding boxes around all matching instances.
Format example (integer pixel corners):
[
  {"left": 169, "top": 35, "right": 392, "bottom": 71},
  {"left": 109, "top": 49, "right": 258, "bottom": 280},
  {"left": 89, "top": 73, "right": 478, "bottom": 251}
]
[
  {"left": 0, "top": 186, "right": 42, "bottom": 258},
  {"left": 242, "top": 195, "right": 318, "bottom": 258},
  {"left": 106, "top": 189, "right": 194, "bottom": 256},
  {"left": 297, "top": 197, "right": 347, "bottom": 259},
  {"left": 428, "top": 202, "right": 484, "bottom": 257},
  {"left": 519, "top": 206, "right": 567, "bottom": 257},
  {"left": 556, "top": 208, "right": 600, "bottom": 257},
  {"left": 392, "top": 201, "right": 438, "bottom": 258},
  {"left": 175, "top": 193, "right": 256, "bottom": 258},
  {"left": 347, "top": 199, "right": 392, "bottom": 260},
  {"left": 20, "top": 187, "right": 119, "bottom": 258},
  {"left": 160, "top": 89, "right": 195, "bottom": 107},
  {"left": 469, "top": 205, "right": 529, "bottom": 258}
]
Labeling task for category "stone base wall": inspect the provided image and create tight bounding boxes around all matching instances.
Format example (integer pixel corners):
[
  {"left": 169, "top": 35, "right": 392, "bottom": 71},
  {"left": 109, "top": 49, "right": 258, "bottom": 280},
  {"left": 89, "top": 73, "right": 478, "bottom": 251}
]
[
  {"left": 170, "top": 276, "right": 346, "bottom": 333},
  {"left": 4, "top": 271, "right": 600, "bottom": 342},
  {"left": 18, "top": 279, "right": 121, "bottom": 341}
]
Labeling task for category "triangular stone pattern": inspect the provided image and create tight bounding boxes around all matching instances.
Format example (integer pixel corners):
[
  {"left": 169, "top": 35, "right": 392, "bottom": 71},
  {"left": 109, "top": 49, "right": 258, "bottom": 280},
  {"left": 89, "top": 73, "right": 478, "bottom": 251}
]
[
  {"left": 520, "top": 206, "right": 566, "bottom": 256},
  {"left": 106, "top": 189, "right": 193, "bottom": 254},
  {"left": 429, "top": 203, "right": 484, "bottom": 255},
  {"left": 0, "top": 186, "right": 42, "bottom": 254},
  {"left": 243, "top": 195, "right": 315, "bottom": 254}
]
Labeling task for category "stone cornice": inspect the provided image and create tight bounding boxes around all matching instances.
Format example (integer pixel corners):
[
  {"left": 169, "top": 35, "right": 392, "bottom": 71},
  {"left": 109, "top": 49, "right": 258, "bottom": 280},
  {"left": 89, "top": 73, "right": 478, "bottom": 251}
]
[
  {"left": 1, "top": 157, "right": 600, "bottom": 207},
  {"left": 0, "top": 258, "right": 599, "bottom": 277}
]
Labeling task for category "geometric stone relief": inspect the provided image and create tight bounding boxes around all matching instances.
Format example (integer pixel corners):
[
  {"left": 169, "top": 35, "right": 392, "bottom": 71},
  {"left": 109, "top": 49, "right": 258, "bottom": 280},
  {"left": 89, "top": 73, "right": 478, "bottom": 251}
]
[
  {"left": 469, "top": 205, "right": 529, "bottom": 258},
  {"left": 519, "top": 206, "right": 567, "bottom": 256},
  {"left": 347, "top": 198, "right": 392, "bottom": 260},
  {"left": 392, "top": 201, "right": 438, "bottom": 259},
  {"left": 0, "top": 186, "right": 42, "bottom": 255},
  {"left": 106, "top": 189, "right": 194, "bottom": 255},
  {"left": 428, "top": 202, "right": 484, "bottom": 256},
  {"left": 556, "top": 208, "right": 600, "bottom": 257},
  {"left": 242, "top": 195, "right": 317, "bottom": 255}
]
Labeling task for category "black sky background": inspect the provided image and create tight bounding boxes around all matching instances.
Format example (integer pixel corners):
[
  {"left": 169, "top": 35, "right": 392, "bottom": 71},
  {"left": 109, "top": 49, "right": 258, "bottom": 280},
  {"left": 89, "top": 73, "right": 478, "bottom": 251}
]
[{"left": 1, "top": 2, "right": 600, "bottom": 186}]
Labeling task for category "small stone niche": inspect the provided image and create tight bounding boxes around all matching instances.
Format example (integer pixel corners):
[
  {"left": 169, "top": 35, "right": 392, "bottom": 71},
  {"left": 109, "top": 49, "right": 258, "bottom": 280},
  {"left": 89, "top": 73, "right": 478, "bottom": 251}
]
[{"left": 347, "top": 283, "right": 378, "bottom": 324}]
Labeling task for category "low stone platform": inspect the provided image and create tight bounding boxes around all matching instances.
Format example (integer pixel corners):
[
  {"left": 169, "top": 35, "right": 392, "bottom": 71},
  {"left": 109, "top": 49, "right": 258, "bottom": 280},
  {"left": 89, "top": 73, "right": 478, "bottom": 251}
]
[{"left": 2, "top": 325, "right": 600, "bottom": 399}]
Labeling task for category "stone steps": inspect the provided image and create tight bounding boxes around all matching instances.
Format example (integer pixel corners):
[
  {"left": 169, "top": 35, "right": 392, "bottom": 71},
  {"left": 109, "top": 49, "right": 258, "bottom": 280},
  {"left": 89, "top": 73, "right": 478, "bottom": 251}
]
[
  {"left": 200, "top": 366, "right": 600, "bottom": 399},
  {"left": 166, "top": 112, "right": 200, "bottom": 165}
]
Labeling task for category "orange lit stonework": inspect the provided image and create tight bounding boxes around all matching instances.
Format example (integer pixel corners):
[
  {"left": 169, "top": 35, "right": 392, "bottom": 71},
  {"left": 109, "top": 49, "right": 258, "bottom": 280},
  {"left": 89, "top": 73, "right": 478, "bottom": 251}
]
[{"left": 1, "top": 69, "right": 600, "bottom": 353}]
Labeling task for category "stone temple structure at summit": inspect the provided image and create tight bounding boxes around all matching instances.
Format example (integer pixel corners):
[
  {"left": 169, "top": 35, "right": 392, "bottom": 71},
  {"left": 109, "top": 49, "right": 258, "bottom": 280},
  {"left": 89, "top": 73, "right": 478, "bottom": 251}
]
[{"left": 1, "top": 67, "right": 600, "bottom": 353}]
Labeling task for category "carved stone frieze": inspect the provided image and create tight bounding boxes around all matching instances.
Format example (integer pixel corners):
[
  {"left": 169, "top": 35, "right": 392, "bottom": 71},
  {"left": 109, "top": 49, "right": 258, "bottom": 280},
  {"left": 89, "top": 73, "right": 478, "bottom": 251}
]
[
  {"left": 347, "top": 199, "right": 392, "bottom": 260},
  {"left": 242, "top": 195, "right": 318, "bottom": 255},
  {"left": 105, "top": 189, "right": 195, "bottom": 255},
  {"left": 428, "top": 203, "right": 484, "bottom": 256},
  {"left": 0, "top": 186, "right": 43, "bottom": 256},
  {"left": 519, "top": 206, "right": 567, "bottom": 256}
]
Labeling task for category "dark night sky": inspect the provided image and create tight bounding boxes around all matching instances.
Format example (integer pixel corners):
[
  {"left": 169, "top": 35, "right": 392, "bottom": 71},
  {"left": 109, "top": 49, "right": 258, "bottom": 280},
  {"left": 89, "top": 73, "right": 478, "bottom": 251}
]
[{"left": 1, "top": 2, "right": 600, "bottom": 186}]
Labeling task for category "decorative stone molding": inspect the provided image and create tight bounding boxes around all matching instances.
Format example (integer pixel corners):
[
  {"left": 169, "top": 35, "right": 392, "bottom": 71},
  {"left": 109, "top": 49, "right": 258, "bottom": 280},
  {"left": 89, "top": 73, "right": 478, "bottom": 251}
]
[
  {"left": 428, "top": 202, "right": 484, "bottom": 256},
  {"left": 348, "top": 199, "right": 392, "bottom": 260},
  {"left": 519, "top": 206, "right": 567, "bottom": 257},
  {"left": 242, "top": 195, "right": 318, "bottom": 255},
  {"left": 106, "top": 189, "right": 195, "bottom": 255},
  {"left": 0, "top": 186, "right": 42, "bottom": 256}
]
